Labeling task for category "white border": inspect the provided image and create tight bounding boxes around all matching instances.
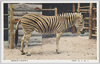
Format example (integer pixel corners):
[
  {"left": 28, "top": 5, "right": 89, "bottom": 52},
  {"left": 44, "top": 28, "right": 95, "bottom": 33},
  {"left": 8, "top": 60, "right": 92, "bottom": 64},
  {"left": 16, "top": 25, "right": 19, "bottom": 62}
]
[
  {"left": 1, "top": 1, "right": 4, "bottom": 64},
  {"left": 1, "top": 1, "right": 99, "bottom": 63},
  {"left": 97, "top": 1, "right": 99, "bottom": 63},
  {"left": 0, "top": 1, "right": 99, "bottom": 3}
]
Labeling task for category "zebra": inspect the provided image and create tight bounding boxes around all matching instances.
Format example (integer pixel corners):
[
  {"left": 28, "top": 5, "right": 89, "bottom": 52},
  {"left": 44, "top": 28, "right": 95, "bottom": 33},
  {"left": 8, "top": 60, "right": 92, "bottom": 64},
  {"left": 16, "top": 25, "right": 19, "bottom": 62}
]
[{"left": 15, "top": 12, "right": 85, "bottom": 56}]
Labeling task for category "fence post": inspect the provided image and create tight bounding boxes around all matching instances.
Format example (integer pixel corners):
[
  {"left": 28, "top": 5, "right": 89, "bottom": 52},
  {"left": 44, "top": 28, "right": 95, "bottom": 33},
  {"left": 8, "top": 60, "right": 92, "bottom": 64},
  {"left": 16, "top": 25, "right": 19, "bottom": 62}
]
[
  {"left": 9, "top": 4, "right": 14, "bottom": 49},
  {"left": 72, "top": 3, "right": 75, "bottom": 34},
  {"left": 77, "top": 3, "right": 80, "bottom": 36},
  {"left": 55, "top": 8, "right": 57, "bottom": 16},
  {"left": 92, "top": 8, "right": 96, "bottom": 34},
  {"left": 89, "top": 3, "right": 93, "bottom": 39}
]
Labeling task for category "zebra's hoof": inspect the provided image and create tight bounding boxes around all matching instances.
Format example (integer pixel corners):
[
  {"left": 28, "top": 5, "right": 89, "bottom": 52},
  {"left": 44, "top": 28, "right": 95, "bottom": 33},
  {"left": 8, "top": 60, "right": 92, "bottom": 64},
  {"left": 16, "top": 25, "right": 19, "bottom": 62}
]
[
  {"left": 21, "top": 52, "right": 25, "bottom": 55},
  {"left": 57, "top": 51, "right": 61, "bottom": 54},
  {"left": 27, "top": 54, "right": 31, "bottom": 56},
  {"left": 56, "top": 49, "right": 60, "bottom": 54}
]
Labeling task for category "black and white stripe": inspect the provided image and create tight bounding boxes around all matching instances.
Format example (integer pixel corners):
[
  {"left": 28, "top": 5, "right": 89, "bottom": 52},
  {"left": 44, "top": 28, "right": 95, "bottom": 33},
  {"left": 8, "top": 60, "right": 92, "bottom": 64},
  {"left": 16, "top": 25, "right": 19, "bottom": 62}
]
[{"left": 20, "top": 13, "right": 83, "bottom": 34}]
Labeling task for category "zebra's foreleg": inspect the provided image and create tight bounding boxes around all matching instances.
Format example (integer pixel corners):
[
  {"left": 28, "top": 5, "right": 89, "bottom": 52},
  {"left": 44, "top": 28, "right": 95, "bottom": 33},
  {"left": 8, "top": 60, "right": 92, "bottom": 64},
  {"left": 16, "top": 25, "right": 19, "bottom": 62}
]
[
  {"left": 56, "top": 32, "right": 62, "bottom": 54},
  {"left": 20, "top": 34, "right": 26, "bottom": 55},
  {"left": 25, "top": 33, "right": 32, "bottom": 56}
]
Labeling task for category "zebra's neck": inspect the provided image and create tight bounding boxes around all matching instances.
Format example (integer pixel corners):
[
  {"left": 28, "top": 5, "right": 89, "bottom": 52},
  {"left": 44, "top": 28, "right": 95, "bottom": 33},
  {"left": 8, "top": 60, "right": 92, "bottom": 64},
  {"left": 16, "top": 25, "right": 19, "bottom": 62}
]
[{"left": 58, "top": 13, "right": 77, "bottom": 30}]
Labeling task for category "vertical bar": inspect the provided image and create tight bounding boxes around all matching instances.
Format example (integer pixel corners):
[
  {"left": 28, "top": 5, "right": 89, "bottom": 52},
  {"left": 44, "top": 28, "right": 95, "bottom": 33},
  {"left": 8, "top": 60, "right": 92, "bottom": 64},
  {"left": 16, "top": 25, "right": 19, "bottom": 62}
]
[
  {"left": 72, "top": 3, "right": 75, "bottom": 34},
  {"left": 92, "top": 10, "right": 96, "bottom": 34},
  {"left": 89, "top": 3, "right": 93, "bottom": 39},
  {"left": 77, "top": 3, "right": 80, "bottom": 12},
  {"left": 10, "top": 4, "right": 14, "bottom": 49},
  {"left": 77, "top": 3, "right": 80, "bottom": 36},
  {"left": 55, "top": 8, "right": 57, "bottom": 16}
]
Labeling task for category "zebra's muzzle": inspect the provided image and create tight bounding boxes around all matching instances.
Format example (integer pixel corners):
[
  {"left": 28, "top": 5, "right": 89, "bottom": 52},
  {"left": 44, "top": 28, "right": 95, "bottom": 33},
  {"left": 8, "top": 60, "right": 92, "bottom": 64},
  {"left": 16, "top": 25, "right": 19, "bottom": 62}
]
[{"left": 80, "top": 29, "right": 85, "bottom": 34}]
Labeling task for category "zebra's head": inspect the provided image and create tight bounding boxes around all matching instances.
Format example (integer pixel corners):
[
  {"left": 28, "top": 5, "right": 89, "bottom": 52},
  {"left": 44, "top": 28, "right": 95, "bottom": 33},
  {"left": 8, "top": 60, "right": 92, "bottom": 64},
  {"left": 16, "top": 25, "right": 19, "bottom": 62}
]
[
  {"left": 59, "top": 13, "right": 85, "bottom": 34},
  {"left": 74, "top": 13, "right": 85, "bottom": 34}
]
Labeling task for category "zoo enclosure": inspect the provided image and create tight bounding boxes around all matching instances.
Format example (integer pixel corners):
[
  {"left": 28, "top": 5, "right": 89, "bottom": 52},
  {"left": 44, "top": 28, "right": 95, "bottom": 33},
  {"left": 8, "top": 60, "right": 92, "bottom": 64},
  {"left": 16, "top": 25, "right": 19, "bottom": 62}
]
[{"left": 4, "top": 3, "right": 97, "bottom": 49}]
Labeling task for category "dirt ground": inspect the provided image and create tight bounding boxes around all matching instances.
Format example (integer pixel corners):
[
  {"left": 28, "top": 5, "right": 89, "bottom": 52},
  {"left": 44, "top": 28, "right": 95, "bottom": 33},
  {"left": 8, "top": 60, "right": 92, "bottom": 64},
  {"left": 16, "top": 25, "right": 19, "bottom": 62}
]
[{"left": 4, "top": 36, "right": 97, "bottom": 60}]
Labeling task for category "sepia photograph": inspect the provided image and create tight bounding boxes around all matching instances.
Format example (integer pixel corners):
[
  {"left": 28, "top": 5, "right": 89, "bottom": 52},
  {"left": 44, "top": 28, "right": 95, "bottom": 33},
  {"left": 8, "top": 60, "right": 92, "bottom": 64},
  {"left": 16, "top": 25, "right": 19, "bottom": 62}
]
[{"left": 1, "top": 1, "right": 99, "bottom": 63}]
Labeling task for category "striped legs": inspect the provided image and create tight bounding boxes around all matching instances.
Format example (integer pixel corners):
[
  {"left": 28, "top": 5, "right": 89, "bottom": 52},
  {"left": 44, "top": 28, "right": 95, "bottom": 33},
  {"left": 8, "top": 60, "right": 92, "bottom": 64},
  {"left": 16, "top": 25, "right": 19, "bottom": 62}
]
[
  {"left": 20, "top": 33, "right": 32, "bottom": 56},
  {"left": 20, "top": 34, "right": 26, "bottom": 55},
  {"left": 56, "top": 32, "right": 62, "bottom": 54},
  {"left": 25, "top": 33, "right": 32, "bottom": 56}
]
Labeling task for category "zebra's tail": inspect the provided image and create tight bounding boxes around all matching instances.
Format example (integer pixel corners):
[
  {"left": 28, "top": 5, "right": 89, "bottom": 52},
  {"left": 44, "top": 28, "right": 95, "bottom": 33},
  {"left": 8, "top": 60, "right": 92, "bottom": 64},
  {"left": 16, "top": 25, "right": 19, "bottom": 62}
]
[{"left": 15, "top": 20, "right": 21, "bottom": 48}]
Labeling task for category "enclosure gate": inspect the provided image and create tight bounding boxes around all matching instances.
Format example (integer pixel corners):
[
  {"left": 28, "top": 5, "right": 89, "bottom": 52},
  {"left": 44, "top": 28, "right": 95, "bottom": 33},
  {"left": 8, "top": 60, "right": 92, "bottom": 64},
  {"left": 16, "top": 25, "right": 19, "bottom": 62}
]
[{"left": 77, "top": 3, "right": 97, "bottom": 39}]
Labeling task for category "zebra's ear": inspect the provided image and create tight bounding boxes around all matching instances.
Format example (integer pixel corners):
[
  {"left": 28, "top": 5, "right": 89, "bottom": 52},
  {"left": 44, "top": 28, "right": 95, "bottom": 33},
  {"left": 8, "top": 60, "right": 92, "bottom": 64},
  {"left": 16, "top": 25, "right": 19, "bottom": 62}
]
[
  {"left": 80, "top": 13, "right": 81, "bottom": 15},
  {"left": 82, "top": 15, "right": 83, "bottom": 18}
]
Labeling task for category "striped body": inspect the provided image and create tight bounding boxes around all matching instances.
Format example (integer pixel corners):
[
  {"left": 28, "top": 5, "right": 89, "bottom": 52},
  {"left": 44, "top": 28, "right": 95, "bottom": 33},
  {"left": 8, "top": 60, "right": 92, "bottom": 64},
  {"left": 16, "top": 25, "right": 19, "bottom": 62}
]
[
  {"left": 21, "top": 13, "right": 79, "bottom": 34},
  {"left": 15, "top": 12, "right": 84, "bottom": 56}
]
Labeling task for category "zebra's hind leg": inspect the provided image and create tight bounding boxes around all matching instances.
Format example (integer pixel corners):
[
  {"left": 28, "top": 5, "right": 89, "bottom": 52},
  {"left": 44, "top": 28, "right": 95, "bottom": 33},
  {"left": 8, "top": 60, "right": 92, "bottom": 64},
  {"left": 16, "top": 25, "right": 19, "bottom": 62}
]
[
  {"left": 56, "top": 32, "right": 62, "bottom": 54},
  {"left": 24, "top": 33, "right": 32, "bottom": 56},
  {"left": 20, "top": 34, "right": 26, "bottom": 55}
]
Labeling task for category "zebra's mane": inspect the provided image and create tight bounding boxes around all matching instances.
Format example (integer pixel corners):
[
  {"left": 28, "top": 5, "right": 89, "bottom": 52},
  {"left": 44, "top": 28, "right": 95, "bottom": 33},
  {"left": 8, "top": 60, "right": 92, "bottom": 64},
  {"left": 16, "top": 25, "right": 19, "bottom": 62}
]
[{"left": 58, "top": 12, "right": 82, "bottom": 17}]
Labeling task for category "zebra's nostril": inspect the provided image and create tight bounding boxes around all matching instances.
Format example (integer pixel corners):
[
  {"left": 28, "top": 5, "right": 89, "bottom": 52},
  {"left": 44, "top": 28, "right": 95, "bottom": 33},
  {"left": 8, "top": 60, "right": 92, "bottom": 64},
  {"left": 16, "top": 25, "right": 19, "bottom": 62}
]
[{"left": 80, "top": 22, "right": 82, "bottom": 24}]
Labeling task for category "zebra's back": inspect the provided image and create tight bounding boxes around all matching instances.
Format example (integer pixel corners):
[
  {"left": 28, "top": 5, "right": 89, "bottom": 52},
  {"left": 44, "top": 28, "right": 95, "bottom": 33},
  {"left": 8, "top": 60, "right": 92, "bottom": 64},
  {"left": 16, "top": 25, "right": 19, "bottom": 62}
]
[{"left": 20, "top": 13, "right": 61, "bottom": 34}]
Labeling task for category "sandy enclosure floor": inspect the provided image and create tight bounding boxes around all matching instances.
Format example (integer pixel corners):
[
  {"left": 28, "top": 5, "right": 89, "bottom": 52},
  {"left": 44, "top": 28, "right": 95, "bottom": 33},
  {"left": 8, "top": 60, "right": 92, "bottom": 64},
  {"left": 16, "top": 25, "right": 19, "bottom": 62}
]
[{"left": 4, "top": 36, "right": 97, "bottom": 60}]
